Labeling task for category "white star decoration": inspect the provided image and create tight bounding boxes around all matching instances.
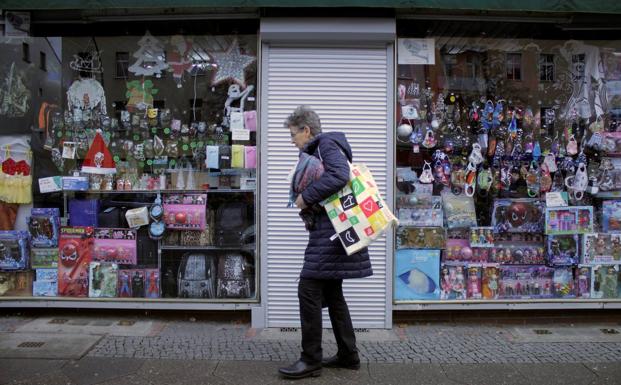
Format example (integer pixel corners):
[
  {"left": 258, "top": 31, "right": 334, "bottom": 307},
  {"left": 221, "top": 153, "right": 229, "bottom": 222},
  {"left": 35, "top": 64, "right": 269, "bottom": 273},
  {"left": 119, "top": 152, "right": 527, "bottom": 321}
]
[{"left": 210, "top": 38, "right": 256, "bottom": 87}]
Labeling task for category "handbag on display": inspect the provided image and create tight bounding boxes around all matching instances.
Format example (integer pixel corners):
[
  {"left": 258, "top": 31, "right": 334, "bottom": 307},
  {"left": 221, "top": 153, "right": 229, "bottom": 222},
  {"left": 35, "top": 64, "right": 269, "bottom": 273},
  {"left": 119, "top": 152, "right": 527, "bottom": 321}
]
[{"left": 318, "top": 150, "right": 398, "bottom": 255}]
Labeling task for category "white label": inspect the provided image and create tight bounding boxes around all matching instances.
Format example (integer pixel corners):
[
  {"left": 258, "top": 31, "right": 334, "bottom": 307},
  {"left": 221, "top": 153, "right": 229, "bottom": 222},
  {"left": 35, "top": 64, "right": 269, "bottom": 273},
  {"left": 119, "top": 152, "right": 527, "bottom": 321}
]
[
  {"left": 398, "top": 38, "right": 436, "bottom": 65},
  {"left": 546, "top": 192, "right": 568, "bottom": 207},
  {"left": 231, "top": 129, "right": 250, "bottom": 141},
  {"left": 38, "top": 176, "right": 62, "bottom": 193}
]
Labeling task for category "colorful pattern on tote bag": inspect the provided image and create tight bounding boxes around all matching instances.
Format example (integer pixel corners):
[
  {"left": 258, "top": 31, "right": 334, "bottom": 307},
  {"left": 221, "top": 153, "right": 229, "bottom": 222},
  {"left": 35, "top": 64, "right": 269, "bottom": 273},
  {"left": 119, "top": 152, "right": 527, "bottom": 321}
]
[{"left": 321, "top": 163, "right": 398, "bottom": 255}]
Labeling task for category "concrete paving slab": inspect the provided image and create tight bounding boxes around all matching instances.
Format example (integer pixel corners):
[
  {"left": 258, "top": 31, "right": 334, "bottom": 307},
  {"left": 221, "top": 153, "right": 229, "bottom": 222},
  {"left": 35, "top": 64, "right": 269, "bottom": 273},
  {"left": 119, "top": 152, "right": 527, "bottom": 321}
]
[
  {"left": 1, "top": 370, "right": 73, "bottom": 385},
  {"left": 0, "top": 359, "right": 68, "bottom": 385},
  {"left": 508, "top": 326, "right": 621, "bottom": 343},
  {"left": 513, "top": 363, "right": 598, "bottom": 385},
  {"left": 14, "top": 316, "right": 163, "bottom": 337},
  {"left": 584, "top": 363, "right": 621, "bottom": 384},
  {"left": 254, "top": 328, "right": 400, "bottom": 342},
  {"left": 441, "top": 363, "right": 526, "bottom": 385},
  {"left": 368, "top": 363, "right": 456, "bottom": 385},
  {"left": 96, "top": 359, "right": 227, "bottom": 385},
  {"left": 0, "top": 332, "right": 101, "bottom": 359},
  {"left": 61, "top": 357, "right": 145, "bottom": 385}
]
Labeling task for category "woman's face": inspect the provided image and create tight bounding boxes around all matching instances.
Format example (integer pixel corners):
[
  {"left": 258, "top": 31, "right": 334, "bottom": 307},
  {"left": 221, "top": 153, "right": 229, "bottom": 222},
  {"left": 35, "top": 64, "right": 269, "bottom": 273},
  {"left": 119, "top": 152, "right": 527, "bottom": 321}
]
[{"left": 290, "top": 125, "right": 312, "bottom": 150}]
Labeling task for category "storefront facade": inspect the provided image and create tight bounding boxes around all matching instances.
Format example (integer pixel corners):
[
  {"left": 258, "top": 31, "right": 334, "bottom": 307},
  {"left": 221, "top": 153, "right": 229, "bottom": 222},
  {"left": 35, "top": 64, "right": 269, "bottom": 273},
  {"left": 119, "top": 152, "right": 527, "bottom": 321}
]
[{"left": 1, "top": 2, "right": 621, "bottom": 329}]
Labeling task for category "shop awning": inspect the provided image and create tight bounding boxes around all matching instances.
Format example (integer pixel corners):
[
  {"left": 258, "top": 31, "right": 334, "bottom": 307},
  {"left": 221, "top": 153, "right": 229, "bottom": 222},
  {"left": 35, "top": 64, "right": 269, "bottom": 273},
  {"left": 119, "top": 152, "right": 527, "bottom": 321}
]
[{"left": 2, "top": 0, "right": 621, "bottom": 14}]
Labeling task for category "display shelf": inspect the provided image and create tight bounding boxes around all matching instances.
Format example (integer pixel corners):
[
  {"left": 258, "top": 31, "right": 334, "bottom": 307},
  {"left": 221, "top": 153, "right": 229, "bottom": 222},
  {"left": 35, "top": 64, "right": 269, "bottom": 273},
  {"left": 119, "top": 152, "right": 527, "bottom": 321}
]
[
  {"left": 393, "top": 299, "right": 621, "bottom": 311},
  {"left": 0, "top": 297, "right": 259, "bottom": 310},
  {"left": 160, "top": 245, "right": 255, "bottom": 251},
  {"left": 68, "top": 189, "right": 255, "bottom": 194},
  {"left": 596, "top": 191, "right": 621, "bottom": 199}
]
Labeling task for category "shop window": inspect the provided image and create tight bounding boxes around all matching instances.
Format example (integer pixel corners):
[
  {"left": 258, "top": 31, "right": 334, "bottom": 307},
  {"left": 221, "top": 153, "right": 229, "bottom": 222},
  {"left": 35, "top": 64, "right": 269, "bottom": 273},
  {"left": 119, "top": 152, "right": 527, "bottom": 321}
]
[
  {"left": 506, "top": 53, "right": 522, "bottom": 80},
  {"left": 539, "top": 54, "right": 555, "bottom": 82},
  {"left": 572, "top": 53, "right": 586, "bottom": 82},
  {"left": 465, "top": 54, "right": 481, "bottom": 79},
  {"left": 115, "top": 52, "right": 129, "bottom": 79},
  {"left": 39, "top": 51, "right": 46, "bottom": 71},
  {"left": 443, "top": 54, "right": 458, "bottom": 84},
  {"left": 189, "top": 98, "right": 203, "bottom": 122},
  {"left": 22, "top": 42, "right": 30, "bottom": 63}
]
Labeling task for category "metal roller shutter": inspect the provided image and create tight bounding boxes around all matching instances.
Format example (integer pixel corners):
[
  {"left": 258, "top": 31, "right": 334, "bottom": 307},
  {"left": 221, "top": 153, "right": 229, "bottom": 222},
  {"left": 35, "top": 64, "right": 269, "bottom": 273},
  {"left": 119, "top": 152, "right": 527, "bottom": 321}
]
[{"left": 260, "top": 44, "right": 393, "bottom": 328}]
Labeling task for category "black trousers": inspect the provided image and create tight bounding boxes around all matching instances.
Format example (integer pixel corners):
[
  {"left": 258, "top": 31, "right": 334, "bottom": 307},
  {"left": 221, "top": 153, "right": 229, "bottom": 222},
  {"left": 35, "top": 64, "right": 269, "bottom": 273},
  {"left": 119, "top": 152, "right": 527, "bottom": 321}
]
[{"left": 298, "top": 278, "right": 358, "bottom": 364}]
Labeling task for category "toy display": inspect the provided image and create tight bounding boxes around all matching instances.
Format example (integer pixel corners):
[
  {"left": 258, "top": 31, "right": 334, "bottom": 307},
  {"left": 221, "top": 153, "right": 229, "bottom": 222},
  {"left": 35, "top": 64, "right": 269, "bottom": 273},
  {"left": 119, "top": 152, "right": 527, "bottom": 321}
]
[
  {"left": 396, "top": 227, "right": 445, "bottom": 249},
  {"left": 602, "top": 200, "right": 621, "bottom": 233},
  {"left": 489, "top": 245, "right": 546, "bottom": 265},
  {"left": 130, "top": 269, "right": 146, "bottom": 298},
  {"left": 553, "top": 267, "right": 575, "bottom": 298},
  {"left": 0, "top": 271, "right": 33, "bottom": 296},
  {"left": 92, "top": 228, "right": 137, "bottom": 264},
  {"left": 395, "top": 249, "right": 440, "bottom": 301},
  {"left": 30, "top": 248, "right": 58, "bottom": 268},
  {"left": 591, "top": 265, "right": 619, "bottom": 299},
  {"left": 545, "top": 206, "right": 594, "bottom": 235},
  {"left": 439, "top": 264, "right": 467, "bottom": 300},
  {"left": 28, "top": 208, "right": 60, "bottom": 248},
  {"left": 498, "top": 266, "right": 554, "bottom": 299},
  {"left": 547, "top": 235, "right": 580, "bottom": 265},
  {"left": 466, "top": 266, "right": 482, "bottom": 299},
  {"left": 441, "top": 191, "right": 476, "bottom": 229},
  {"left": 145, "top": 269, "right": 160, "bottom": 298},
  {"left": 444, "top": 239, "right": 473, "bottom": 263},
  {"left": 57, "top": 227, "right": 93, "bottom": 297},
  {"left": 163, "top": 194, "right": 207, "bottom": 230},
  {"left": 0, "top": 231, "right": 30, "bottom": 271},
  {"left": 469, "top": 227, "right": 494, "bottom": 247},
  {"left": 117, "top": 270, "right": 132, "bottom": 298},
  {"left": 575, "top": 266, "right": 591, "bottom": 298},
  {"left": 492, "top": 199, "right": 545, "bottom": 233},
  {"left": 482, "top": 266, "right": 500, "bottom": 300},
  {"left": 33, "top": 280, "right": 57, "bottom": 297},
  {"left": 88, "top": 262, "right": 118, "bottom": 298},
  {"left": 583, "top": 233, "right": 621, "bottom": 264}
]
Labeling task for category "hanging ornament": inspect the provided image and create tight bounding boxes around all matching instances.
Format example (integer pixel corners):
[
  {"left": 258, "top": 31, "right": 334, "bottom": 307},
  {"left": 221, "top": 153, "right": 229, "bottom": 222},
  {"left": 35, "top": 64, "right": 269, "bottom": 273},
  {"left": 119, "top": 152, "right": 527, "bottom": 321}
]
[
  {"left": 167, "top": 35, "right": 196, "bottom": 87},
  {"left": 210, "top": 38, "right": 256, "bottom": 87},
  {"left": 125, "top": 79, "right": 159, "bottom": 111},
  {"left": 67, "top": 78, "right": 107, "bottom": 115},
  {"left": 128, "top": 31, "right": 169, "bottom": 77}
]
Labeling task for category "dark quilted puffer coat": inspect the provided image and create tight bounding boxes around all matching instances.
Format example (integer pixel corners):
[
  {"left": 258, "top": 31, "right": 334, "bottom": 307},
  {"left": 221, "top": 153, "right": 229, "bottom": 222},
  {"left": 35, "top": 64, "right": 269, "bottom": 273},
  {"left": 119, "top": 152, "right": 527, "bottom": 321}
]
[{"left": 299, "top": 131, "right": 373, "bottom": 280}]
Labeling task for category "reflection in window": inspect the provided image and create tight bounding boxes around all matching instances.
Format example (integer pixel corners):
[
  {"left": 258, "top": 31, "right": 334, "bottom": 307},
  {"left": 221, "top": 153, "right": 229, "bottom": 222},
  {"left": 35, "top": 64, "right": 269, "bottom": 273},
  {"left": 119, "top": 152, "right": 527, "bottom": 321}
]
[
  {"left": 506, "top": 53, "right": 522, "bottom": 80},
  {"left": 539, "top": 54, "right": 555, "bottom": 82},
  {"left": 115, "top": 52, "right": 129, "bottom": 79}
]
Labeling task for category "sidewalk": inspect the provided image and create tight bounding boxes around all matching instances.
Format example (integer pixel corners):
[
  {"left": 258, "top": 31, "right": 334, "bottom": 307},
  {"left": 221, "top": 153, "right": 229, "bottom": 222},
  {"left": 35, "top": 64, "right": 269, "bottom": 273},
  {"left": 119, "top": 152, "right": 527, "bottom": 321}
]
[{"left": 2, "top": 313, "right": 621, "bottom": 384}]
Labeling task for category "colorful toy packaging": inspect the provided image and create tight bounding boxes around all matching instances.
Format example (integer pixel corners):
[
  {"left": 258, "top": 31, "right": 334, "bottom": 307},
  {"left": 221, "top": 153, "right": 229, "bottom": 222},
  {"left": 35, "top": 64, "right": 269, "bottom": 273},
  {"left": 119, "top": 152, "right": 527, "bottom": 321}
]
[
  {"left": 498, "top": 266, "right": 554, "bottom": 299},
  {"left": 439, "top": 264, "right": 467, "bottom": 300},
  {"left": 583, "top": 233, "right": 621, "bottom": 265},
  {"left": 30, "top": 248, "right": 59, "bottom": 268},
  {"left": 466, "top": 266, "right": 482, "bottom": 299},
  {"left": 144, "top": 268, "right": 160, "bottom": 298},
  {"left": 491, "top": 199, "right": 545, "bottom": 233},
  {"left": 469, "top": 227, "right": 494, "bottom": 247},
  {"left": 117, "top": 269, "right": 132, "bottom": 297},
  {"left": 163, "top": 194, "right": 207, "bottom": 230},
  {"left": 547, "top": 235, "right": 580, "bottom": 265},
  {"left": 591, "top": 265, "right": 619, "bottom": 299},
  {"left": 482, "top": 266, "right": 500, "bottom": 299},
  {"left": 488, "top": 245, "right": 545, "bottom": 265},
  {"left": 28, "top": 208, "right": 60, "bottom": 248},
  {"left": 602, "top": 200, "right": 621, "bottom": 233},
  {"left": 92, "top": 228, "right": 137, "bottom": 264},
  {"left": 545, "top": 206, "right": 594, "bottom": 235},
  {"left": 0, "top": 271, "right": 33, "bottom": 296},
  {"left": 0, "top": 231, "right": 30, "bottom": 271},
  {"left": 130, "top": 269, "right": 146, "bottom": 298},
  {"left": 552, "top": 267, "right": 575, "bottom": 298},
  {"left": 58, "top": 226, "right": 93, "bottom": 297},
  {"left": 441, "top": 191, "right": 477, "bottom": 229},
  {"left": 397, "top": 227, "right": 445, "bottom": 249},
  {"left": 575, "top": 266, "right": 591, "bottom": 298},
  {"left": 89, "top": 262, "right": 118, "bottom": 298},
  {"left": 395, "top": 249, "right": 441, "bottom": 301},
  {"left": 33, "top": 268, "right": 57, "bottom": 297}
]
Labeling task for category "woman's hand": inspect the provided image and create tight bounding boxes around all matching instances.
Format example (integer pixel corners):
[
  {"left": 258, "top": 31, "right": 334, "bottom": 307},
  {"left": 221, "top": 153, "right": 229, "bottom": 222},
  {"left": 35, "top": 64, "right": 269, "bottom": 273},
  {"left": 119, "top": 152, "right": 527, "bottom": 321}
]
[{"left": 295, "top": 195, "right": 307, "bottom": 209}]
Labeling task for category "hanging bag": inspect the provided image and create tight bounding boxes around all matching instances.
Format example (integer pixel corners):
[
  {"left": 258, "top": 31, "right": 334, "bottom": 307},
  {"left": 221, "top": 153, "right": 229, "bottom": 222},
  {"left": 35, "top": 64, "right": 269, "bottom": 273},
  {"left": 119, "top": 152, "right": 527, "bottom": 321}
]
[{"left": 318, "top": 149, "right": 398, "bottom": 256}]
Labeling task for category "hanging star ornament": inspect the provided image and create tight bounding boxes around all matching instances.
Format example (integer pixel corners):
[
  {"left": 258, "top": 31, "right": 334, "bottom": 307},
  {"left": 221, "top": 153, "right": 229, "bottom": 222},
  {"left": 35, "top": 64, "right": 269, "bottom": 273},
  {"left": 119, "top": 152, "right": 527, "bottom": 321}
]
[{"left": 210, "top": 38, "right": 256, "bottom": 87}]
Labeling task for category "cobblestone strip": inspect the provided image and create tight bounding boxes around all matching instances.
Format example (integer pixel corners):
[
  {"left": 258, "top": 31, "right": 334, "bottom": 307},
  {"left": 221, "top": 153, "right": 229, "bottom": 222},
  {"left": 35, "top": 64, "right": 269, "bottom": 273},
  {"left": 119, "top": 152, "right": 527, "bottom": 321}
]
[{"left": 87, "top": 323, "right": 621, "bottom": 364}]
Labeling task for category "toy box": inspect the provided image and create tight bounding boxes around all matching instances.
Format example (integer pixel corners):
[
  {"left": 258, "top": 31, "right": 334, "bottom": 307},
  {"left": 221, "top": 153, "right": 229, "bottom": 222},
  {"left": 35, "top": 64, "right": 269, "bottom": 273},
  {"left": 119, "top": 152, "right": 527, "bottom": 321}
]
[
  {"left": 489, "top": 245, "right": 545, "bottom": 265},
  {"left": 442, "top": 191, "right": 477, "bottom": 229},
  {"left": 62, "top": 176, "right": 89, "bottom": 191},
  {"left": 575, "top": 266, "right": 591, "bottom": 298},
  {"left": 33, "top": 280, "right": 57, "bottom": 297},
  {"left": 469, "top": 227, "right": 494, "bottom": 247},
  {"left": 602, "top": 200, "right": 621, "bottom": 233},
  {"left": 482, "top": 266, "right": 500, "bottom": 299},
  {"left": 144, "top": 268, "right": 160, "bottom": 298},
  {"left": 491, "top": 199, "right": 545, "bottom": 233},
  {"left": 397, "top": 208, "right": 443, "bottom": 227},
  {"left": 494, "top": 232, "right": 544, "bottom": 244},
  {"left": 117, "top": 269, "right": 133, "bottom": 297},
  {"left": 68, "top": 199, "right": 99, "bottom": 227},
  {"left": 553, "top": 267, "right": 575, "bottom": 298},
  {"left": 547, "top": 235, "right": 581, "bottom": 265},
  {"left": 439, "top": 264, "right": 467, "bottom": 300},
  {"left": 31, "top": 248, "right": 58, "bottom": 268},
  {"left": 93, "top": 228, "right": 137, "bottom": 264},
  {"left": 498, "top": 266, "right": 554, "bottom": 299},
  {"left": 583, "top": 233, "right": 621, "bottom": 264},
  {"left": 58, "top": 226, "right": 93, "bottom": 297},
  {"left": 0, "top": 231, "right": 30, "bottom": 271},
  {"left": 396, "top": 227, "right": 445, "bottom": 249},
  {"left": 36, "top": 268, "right": 57, "bottom": 281},
  {"left": 591, "top": 265, "right": 619, "bottom": 299},
  {"left": 163, "top": 194, "right": 207, "bottom": 230},
  {"left": 466, "top": 266, "right": 483, "bottom": 299},
  {"left": 445, "top": 239, "right": 474, "bottom": 263},
  {"left": 545, "top": 206, "right": 594, "bottom": 235},
  {"left": 29, "top": 208, "right": 60, "bottom": 248},
  {"left": 395, "top": 249, "right": 440, "bottom": 301},
  {"left": 130, "top": 269, "right": 146, "bottom": 298},
  {"left": 89, "top": 262, "right": 118, "bottom": 298},
  {"left": 0, "top": 271, "right": 33, "bottom": 296}
]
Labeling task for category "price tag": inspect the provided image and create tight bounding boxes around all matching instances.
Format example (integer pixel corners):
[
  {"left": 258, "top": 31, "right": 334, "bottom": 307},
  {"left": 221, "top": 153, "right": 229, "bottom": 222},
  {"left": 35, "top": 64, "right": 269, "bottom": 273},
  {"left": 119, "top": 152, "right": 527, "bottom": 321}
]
[{"left": 231, "top": 129, "right": 250, "bottom": 141}]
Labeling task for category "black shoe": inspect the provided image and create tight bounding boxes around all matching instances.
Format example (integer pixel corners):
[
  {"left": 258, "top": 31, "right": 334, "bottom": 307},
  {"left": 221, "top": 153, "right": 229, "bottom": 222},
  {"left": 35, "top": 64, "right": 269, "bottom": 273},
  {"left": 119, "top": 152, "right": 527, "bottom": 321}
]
[
  {"left": 278, "top": 360, "right": 322, "bottom": 379},
  {"left": 322, "top": 355, "right": 361, "bottom": 370}
]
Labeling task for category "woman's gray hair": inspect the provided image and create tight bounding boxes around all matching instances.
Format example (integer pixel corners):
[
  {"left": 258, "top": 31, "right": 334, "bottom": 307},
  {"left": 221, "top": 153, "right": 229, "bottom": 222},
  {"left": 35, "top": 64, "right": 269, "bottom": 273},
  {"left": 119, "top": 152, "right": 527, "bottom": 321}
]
[{"left": 284, "top": 105, "right": 322, "bottom": 136}]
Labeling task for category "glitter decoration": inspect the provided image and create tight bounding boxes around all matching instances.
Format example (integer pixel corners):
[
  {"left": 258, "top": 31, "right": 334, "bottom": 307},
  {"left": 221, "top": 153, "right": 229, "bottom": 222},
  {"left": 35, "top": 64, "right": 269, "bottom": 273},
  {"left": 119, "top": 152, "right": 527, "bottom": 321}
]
[
  {"left": 128, "top": 31, "right": 169, "bottom": 78},
  {"left": 210, "top": 38, "right": 256, "bottom": 87}
]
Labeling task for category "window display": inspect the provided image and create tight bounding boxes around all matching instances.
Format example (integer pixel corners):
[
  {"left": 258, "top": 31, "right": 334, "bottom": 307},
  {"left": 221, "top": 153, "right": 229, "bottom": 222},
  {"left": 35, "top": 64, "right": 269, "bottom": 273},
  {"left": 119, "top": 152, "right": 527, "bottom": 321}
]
[
  {"left": 0, "top": 31, "right": 258, "bottom": 303},
  {"left": 395, "top": 31, "right": 621, "bottom": 302}
]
